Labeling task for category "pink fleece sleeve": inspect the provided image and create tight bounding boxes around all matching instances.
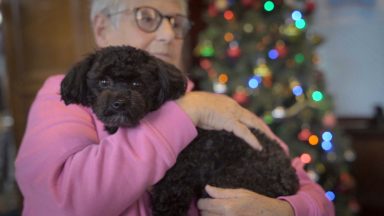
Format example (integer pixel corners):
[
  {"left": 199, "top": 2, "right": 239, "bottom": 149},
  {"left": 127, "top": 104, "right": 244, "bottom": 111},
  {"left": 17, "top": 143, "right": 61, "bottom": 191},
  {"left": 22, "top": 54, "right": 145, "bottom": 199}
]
[
  {"left": 278, "top": 158, "right": 335, "bottom": 216},
  {"left": 253, "top": 116, "right": 335, "bottom": 216},
  {"left": 15, "top": 75, "right": 197, "bottom": 216}
]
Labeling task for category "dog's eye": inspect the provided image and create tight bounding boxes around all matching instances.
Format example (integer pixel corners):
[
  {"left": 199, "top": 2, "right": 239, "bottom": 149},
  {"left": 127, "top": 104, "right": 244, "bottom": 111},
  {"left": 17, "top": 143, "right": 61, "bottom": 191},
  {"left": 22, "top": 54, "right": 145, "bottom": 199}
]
[{"left": 99, "top": 79, "right": 112, "bottom": 88}]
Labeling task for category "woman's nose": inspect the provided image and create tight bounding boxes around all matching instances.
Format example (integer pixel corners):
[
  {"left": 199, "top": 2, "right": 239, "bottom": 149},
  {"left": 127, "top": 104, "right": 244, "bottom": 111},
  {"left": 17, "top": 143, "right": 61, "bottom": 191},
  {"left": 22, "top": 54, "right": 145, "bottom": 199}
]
[{"left": 155, "top": 18, "right": 176, "bottom": 42}]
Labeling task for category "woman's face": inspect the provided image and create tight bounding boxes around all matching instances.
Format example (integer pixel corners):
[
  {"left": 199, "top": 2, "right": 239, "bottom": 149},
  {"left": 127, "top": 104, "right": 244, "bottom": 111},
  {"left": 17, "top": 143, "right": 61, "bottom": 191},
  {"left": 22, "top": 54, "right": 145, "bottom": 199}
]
[{"left": 93, "top": 0, "right": 186, "bottom": 69}]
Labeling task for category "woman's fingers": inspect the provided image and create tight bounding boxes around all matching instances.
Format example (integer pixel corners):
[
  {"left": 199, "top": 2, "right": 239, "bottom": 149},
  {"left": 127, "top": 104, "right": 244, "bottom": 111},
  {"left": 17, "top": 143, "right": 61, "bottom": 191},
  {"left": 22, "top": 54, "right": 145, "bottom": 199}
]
[
  {"left": 176, "top": 91, "right": 265, "bottom": 150},
  {"left": 224, "top": 120, "right": 262, "bottom": 150}
]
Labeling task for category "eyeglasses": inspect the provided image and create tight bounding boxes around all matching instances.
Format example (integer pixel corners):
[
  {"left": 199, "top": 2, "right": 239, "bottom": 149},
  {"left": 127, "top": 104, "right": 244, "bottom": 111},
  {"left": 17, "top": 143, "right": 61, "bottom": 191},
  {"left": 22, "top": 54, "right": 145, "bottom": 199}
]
[{"left": 108, "top": 6, "right": 192, "bottom": 39}]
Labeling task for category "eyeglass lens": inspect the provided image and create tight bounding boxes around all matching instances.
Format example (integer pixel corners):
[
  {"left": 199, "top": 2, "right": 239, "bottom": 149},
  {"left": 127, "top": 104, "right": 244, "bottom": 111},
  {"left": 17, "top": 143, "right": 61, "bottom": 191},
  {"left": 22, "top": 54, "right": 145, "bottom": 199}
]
[{"left": 134, "top": 7, "right": 190, "bottom": 38}]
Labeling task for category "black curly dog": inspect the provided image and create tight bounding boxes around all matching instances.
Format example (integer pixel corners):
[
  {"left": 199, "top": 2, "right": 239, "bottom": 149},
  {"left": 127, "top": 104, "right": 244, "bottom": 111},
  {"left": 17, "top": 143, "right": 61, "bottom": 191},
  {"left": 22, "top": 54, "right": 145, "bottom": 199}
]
[{"left": 61, "top": 46, "right": 299, "bottom": 216}]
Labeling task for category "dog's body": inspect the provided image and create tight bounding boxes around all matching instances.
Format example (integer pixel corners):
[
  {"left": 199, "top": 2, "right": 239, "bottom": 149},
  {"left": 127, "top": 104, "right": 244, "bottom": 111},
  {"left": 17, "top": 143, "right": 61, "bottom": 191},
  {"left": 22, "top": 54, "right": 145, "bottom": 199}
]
[
  {"left": 151, "top": 128, "right": 299, "bottom": 216},
  {"left": 61, "top": 46, "right": 299, "bottom": 216}
]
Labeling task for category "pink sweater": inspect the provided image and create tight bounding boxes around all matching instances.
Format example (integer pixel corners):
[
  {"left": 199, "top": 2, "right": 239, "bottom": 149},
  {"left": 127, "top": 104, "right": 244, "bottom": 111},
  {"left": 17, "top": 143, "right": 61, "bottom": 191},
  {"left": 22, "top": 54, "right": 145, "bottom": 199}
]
[{"left": 15, "top": 75, "right": 334, "bottom": 216}]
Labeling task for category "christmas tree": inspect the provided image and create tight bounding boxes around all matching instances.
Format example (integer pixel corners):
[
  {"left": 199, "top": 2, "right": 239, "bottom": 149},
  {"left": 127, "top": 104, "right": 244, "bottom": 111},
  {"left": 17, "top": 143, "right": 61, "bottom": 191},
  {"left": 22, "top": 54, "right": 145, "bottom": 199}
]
[{"left": 191, "top": 0, "right": 358, "bottom": 215}]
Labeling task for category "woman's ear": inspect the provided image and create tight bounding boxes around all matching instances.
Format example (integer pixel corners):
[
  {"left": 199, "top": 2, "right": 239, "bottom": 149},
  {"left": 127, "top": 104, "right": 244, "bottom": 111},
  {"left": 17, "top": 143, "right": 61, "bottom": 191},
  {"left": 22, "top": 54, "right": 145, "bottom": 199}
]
[{"left": 92, "top": 13, "right": 112, "bottom": 47}]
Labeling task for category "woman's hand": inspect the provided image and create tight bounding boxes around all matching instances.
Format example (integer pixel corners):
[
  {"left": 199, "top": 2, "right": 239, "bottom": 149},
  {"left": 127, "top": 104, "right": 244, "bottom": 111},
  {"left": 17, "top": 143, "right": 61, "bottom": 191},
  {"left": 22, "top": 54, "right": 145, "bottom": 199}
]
[
  {"left": 176, "top": 91, "right": 269, "bottom": 150},
  {"left": 197, "top": 185, "right": 295, "bottom": 216}
]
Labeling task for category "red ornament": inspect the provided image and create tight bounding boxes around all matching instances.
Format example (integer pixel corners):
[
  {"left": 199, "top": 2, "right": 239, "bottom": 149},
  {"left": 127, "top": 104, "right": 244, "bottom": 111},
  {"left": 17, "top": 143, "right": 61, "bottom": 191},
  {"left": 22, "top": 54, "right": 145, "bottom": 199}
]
[
  {"left": 241, "top": 0, "right": 253, "bottom": 7},
  {"left": 233, "top": 91, "right": 248, "bottom": 104},
  {"left": 223, "top": 10, "right": 235, "bottom": 21},
  {"left": 298, "top": 128, "right": 311, "bottom": 141},
  {"left": 227, "top": 47, "right": 241, "bottom": 58},
  {"left": 322, "top": 112, "right": 337, "bottom": 128},
  {"left": 200, "top": 59, "right": 212, "bottom": 70},
  {"left": 252, "top": 0, "right": 262, "bottom": 11},
  {"left": 208, "top": 3, "right": 218, "bottom": 17},
  {"left": 305, "top": 0, "right": 316, "bottom": 15},
  {"left": 276, "top": 44, "right": 288, "bottom": 58},
  {"left": 262, "top": 75, "right": 273, "bottom": 88}
]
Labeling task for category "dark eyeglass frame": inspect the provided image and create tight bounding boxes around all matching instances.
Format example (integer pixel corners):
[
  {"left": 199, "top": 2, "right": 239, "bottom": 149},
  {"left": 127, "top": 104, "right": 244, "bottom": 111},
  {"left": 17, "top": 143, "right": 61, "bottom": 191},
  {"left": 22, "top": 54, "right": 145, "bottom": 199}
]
[{"left": 107, "top": 6, "right": 192, "bottom": 39}]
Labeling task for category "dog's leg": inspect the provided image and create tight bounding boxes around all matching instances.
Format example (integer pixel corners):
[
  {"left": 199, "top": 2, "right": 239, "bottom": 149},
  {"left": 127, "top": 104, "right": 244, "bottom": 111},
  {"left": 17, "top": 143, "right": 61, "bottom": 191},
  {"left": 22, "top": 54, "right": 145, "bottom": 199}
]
[{"left": 151, "top": 162, "right": 200, "bottom": 216}]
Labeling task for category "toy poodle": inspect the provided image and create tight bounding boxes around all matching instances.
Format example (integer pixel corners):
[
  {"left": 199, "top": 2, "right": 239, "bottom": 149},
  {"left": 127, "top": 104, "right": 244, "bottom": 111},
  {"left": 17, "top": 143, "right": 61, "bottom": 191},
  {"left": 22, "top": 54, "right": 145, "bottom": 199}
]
[{"left": 60, "top": 45, "right": 299, "bottom": 216}]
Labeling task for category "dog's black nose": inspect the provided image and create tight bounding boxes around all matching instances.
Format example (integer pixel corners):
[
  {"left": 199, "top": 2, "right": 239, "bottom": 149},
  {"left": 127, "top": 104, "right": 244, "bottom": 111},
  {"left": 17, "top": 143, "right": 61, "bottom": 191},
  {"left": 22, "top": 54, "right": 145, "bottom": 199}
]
[{"left": 111, "top": 99, "right": 126, "bottom": 110}]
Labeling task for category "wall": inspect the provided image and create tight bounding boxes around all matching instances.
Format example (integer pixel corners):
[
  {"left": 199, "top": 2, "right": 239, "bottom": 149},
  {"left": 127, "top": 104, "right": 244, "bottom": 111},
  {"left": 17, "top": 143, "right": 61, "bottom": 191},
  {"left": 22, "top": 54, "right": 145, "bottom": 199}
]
[{"left": 313, "top": 0, "right": 384, "bottom": 117}]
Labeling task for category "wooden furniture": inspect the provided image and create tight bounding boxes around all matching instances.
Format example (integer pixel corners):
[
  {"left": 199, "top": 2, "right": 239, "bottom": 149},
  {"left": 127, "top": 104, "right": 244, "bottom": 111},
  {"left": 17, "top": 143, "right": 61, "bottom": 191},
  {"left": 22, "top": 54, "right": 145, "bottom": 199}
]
[
  {"left": 340, "top": 118, "right": 384, "bottom": 216},
  {"left": 1, "top": 0, "right": 95, "bottom": 146},
  {"left": 1, "top": 0, "right": 205, "bottom": 147}
]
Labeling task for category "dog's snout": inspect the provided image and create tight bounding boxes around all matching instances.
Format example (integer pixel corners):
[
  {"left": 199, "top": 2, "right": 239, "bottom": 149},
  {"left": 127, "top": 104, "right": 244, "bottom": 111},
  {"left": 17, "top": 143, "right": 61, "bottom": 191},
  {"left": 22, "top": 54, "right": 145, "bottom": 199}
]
[{"left": 111, "top": 99, "right": 126, "bottom": 110}]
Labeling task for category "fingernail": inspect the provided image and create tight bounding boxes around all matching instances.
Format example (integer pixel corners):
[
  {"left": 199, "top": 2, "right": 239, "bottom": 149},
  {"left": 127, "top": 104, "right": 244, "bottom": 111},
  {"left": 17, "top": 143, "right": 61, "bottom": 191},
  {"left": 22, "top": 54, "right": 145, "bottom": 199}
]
[
  {"left": 205, "top": 185, "right": 213, "bottom": 192},
  {"left": 256, "top": 143, "right": 263, "bottom": 151}
]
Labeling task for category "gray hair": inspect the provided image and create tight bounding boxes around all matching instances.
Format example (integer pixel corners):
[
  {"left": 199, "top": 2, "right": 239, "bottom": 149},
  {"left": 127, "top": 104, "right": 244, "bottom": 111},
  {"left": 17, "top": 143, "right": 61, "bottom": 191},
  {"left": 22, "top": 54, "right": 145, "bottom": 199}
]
[
  {"left": 90, "top": 0, "right": 188, "bottom": 25},
  {"left": 90, "top": 0, "right": 123, "bottom": 24}
]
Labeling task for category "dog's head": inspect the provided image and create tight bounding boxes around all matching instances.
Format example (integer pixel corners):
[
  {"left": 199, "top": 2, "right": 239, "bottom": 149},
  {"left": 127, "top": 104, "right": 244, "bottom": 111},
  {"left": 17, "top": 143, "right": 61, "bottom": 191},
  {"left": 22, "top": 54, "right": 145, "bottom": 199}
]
[{"left": 61, "top": 45, "right": 187, "bottom": 132}]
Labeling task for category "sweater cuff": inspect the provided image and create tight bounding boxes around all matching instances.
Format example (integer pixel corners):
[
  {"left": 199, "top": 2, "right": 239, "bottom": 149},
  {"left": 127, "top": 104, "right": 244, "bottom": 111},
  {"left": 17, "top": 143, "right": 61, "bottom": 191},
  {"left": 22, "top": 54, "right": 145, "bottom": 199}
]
[{"left": 278, "top": 192, "right": 314, "bottom": 216}]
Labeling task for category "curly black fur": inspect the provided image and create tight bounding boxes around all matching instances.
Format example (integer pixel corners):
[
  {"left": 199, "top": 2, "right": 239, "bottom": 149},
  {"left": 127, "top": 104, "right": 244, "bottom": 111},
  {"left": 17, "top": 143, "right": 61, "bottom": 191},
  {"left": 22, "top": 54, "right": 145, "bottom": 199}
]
[
  {"left": 151, "top": 128, "right": 299, "bottom": 216},
  {"left": 60, "top": 45, "right": 299, "bottom": 216},
  {"left": 60, "top": 45, "right": 187, "bottom": 132}
]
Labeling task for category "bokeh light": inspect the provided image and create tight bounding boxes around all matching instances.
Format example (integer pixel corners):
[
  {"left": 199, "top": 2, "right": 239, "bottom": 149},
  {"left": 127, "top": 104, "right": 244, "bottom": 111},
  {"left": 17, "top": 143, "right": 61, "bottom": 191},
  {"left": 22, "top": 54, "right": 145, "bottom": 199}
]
[
  {"left": 291, "top": 10, "right": 302, "bottom": 21},
  {"left": 325, "top": 191, "right": 336, "bottom": 201},
  {"left": 264, "top": 1, "right": 275, "bottom": 12}
]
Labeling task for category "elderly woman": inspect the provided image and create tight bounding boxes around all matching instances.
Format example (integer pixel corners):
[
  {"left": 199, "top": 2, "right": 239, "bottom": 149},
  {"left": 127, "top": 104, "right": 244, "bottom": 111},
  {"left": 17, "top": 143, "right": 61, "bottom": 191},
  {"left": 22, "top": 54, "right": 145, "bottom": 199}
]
[{"left": 15, "top": 0, "right": 334, "bottom": 215}]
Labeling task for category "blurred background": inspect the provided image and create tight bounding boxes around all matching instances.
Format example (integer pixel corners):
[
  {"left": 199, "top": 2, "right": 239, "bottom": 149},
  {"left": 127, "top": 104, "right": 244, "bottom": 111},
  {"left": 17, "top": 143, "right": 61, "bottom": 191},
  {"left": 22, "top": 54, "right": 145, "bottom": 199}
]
[{"left": 0, "top": 0, "right": 383, "bottom": 215}]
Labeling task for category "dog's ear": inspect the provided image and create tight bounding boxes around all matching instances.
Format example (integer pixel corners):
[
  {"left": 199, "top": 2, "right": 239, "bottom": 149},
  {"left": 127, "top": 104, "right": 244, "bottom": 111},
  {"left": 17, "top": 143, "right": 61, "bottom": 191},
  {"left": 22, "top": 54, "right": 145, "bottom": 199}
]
[
  {"left": 156, "top": 59, "right": 187, "bottom": 105},
  {"left": 61, "top": 53, "right": 96, "bottom": 106}
]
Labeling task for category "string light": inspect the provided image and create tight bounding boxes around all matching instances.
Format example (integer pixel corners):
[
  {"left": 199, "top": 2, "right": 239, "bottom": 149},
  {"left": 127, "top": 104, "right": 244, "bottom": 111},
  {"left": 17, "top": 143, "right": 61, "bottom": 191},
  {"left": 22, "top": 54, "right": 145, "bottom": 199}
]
[
  {"left": 243, "top": 23, "right": 254, "bottom": 33},
  {"left": 294, "top": 53, "right": 305, "bottom": 64},
  {"left": 298, "top": 128, "right": 311, "bottom": 141},
  {"left": 291, "top": 10, "right": 302, "bottom": 21},
  {"left": 218, "top": 73, "right": 229, "bottom": 84},
  {"left": 325, "top": 191, "right": 336, "bottom": 201},
  {"left": 224, "top": 32, "right": 235, "bottom": 42},
  {"left": 253, "top": 62, "right": 271, "bottom": 77},
  {"left": 200, "top": 41, "right": 215, "bottom": 57},
  {"left": 292, "top": 85, "right": 304, "bottom": 96},
  {"left": 200, "top": 59, "right": 212, "bottom": 70},
  {"left": 272, "top": 106, "right": 286, "bottom": 119},
  {"left": 213, "top": 82, "right": 227, "bottom": 94},
  {"left": 312, "top": 91, "right": 324, "bottom": 102},
  {"left": 264, "top": 1, "right": 275, "bottom": 12},
  {"left": 308, "top": 135, "right": 319, "bottom": 145},
  {"left": 276, "top": 41, "right": 287, "bottom": 57},
  {"left": 300, "top": 153, "right": 312, "bottom": 164},
  {"left": 227, "top": 41, "right": 241, "bottom": 58},
  {"left": 215, "top": 0, "right": 228, "bottom": 11},
  {"left": 263, "top": 114, "right": 274, "bottom": 125},
  {"left": 322, "top": 131, "right": 333, "bottom": 141},
  {"left": 295, "top": 19, "right": 306, "bottom": 29},
  {"left": 248, "top": 76, "right": 261, "bottom": 89},
  {"left": 224, "top": 10, "right": 235, "bottom": 21},
  {"left": 321, "top": 141, "right": 333, "bottom": 151},
  {"left": 268, "top": 49, "right": 279, "bottom": 59}
]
